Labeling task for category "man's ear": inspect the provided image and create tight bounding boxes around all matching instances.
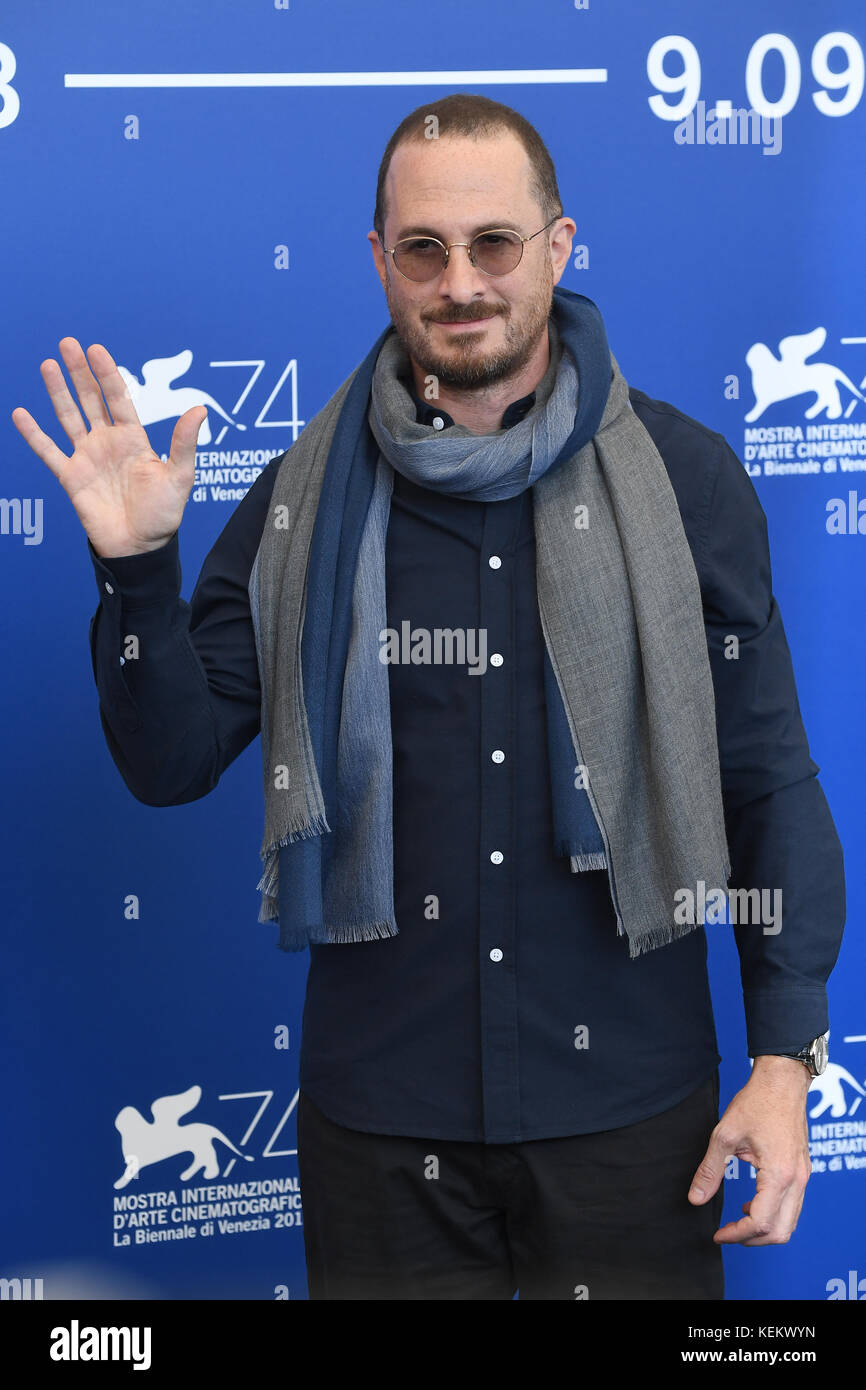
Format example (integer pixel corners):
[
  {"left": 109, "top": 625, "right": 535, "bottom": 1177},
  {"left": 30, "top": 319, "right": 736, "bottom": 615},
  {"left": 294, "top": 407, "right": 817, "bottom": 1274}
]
[
  {"left": 550, "top": 217, "right": 577, "bottom": 287},
  {"left": 368, "top": 230, "right": 388, "bottom": 294}
]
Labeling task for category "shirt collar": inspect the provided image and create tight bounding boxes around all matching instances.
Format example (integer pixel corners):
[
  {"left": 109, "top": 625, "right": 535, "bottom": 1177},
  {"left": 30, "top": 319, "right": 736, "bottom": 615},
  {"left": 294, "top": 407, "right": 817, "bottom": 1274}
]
[{"left": 400, "top": 370, "right": 537, "bottom": 431}]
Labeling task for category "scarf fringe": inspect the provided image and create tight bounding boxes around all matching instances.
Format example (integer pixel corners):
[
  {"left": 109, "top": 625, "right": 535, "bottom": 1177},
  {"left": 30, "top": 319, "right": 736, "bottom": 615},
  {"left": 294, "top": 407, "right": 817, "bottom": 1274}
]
[
  {"left": 625, "top": 918, "right": 698, "bottom": 960},
  {"left": 258, "top": 895, "right": 278, "bottom": 926},
  {"left": 256, "top": 810, "right": 332, "bottom": 898},
  {"left": 569, "top": 851, "right": 608, "bottom": 872},
  {"left": 277, "top": 918, "right": 399, "bottom": 953}
]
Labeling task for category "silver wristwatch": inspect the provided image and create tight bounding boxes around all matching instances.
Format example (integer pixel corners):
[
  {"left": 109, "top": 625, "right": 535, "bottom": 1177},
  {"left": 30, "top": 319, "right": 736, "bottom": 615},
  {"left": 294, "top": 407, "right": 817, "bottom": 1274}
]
[{"left": 775, "top": 1031, "right": 829, "bottom": 1077}]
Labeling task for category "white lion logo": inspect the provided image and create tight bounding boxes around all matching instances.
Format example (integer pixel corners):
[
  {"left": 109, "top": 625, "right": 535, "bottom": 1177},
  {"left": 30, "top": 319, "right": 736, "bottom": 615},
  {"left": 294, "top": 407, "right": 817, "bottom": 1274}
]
[
  {"left": 117, "top": 348, "right": 246, "bottom": 445},
  {"left": 745, "top": 327, "right": 866, "bottom": 422},
  {"left": 808, "top": 1063, "right": 866, "bottom": 1120},
  {"left": 113, "top": 1084, "right": 253, "bottom": 1190}
]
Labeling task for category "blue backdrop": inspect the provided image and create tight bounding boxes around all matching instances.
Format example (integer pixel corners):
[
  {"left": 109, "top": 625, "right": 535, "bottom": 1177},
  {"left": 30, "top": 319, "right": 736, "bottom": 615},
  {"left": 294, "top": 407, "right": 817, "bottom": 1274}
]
[{"left": 2, "top": 0, "right": 863, "bottom": 1302}]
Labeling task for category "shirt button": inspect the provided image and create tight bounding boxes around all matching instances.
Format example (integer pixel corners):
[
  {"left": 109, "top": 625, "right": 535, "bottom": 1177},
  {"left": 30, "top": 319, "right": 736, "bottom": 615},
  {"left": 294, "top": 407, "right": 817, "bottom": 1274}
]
[
  {"left": 489, "top": 948, "right": 503, "bottom": 962},
  {"left": 490, "top": 653, "right": 503, "bottom": 667},
  {"left": 488, "top": 555, "right": 502, "bottom": 569},
  {"left": 490, "top": 850, "right": 504, "bottom": 864},
  {"left": 104, "top": 581, "right": 114, "bottom": 594},
  {"left": 432, "top": 416, "right": 445, "bottom": 430},
  {"left": 491, "top": 749, "right": 505, "bottom": 763}
]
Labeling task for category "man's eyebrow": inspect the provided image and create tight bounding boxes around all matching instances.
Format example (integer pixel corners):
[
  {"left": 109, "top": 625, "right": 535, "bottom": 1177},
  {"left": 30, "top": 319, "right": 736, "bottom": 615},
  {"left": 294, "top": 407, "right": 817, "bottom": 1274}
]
[{"left": 393, "top": 220, "right": 524, "bottom": 241}]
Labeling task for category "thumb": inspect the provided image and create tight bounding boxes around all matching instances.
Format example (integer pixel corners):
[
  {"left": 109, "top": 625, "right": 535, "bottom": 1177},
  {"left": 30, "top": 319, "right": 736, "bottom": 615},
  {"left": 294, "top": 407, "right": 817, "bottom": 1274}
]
[
  {"left": 169, "top": 406, "right": 208, "bottom": 470},
  {"left": 688, "top": 1137, "right": 727, "bottom": 1204}
]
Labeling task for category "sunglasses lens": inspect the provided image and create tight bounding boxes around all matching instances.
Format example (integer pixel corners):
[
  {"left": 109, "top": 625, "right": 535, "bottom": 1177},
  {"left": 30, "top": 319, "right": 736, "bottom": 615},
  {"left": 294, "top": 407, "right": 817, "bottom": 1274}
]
[
  {"left": 471, "top": 230, "right": 523, "bottom": 274},
  {"left": 393, "top": 238, "right": 447, "bottom": 281}
]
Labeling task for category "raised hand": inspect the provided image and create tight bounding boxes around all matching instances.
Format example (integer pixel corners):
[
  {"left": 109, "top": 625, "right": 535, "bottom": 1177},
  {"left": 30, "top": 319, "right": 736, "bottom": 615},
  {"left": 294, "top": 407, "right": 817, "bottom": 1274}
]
[{"left": 11, "top": 338, "right": 207, "bottom": 558}]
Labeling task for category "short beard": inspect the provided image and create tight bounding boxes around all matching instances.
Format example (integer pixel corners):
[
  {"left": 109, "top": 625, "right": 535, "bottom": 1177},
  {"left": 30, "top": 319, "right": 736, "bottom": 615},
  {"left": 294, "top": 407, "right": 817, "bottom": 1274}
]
[{"left": 384, "top": 261, "right": 554, "bottom": 391}]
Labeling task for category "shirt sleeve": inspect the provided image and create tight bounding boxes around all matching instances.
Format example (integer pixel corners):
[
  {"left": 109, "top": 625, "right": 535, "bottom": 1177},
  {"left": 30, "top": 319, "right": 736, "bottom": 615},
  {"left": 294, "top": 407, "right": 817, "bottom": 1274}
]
[
  {"left": 700, "top": 435, "right": 846, "bottom": 1056},
  {"left": 87, "top": 455, "right": 283, "bottom": 805}
]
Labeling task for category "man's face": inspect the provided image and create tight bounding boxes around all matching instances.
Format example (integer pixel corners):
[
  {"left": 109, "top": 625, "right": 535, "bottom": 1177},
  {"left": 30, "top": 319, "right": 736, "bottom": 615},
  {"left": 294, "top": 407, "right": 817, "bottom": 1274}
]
[{"left": 368, "top": 132, "right": 574, "bottom": 391}]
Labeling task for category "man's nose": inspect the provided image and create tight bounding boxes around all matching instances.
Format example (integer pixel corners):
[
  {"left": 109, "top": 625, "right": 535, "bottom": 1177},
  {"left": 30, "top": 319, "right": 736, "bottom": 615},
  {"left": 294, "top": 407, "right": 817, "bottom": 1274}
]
[{"left": 436, "top": 243, "right": 488, "bottom": 297}]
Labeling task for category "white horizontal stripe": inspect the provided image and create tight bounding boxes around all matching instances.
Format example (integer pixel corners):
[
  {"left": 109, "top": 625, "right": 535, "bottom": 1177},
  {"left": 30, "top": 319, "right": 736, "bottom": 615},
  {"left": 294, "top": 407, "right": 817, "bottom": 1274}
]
[{"left": 65, "top": 68, "right": 608, "bottom": 89}]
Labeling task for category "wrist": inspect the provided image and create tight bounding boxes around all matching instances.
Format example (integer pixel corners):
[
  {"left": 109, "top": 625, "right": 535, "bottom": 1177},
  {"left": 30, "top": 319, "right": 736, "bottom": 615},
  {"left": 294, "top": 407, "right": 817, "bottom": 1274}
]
[{"left": 751, "top": 1053, "right": 813, "bottom": 1087}]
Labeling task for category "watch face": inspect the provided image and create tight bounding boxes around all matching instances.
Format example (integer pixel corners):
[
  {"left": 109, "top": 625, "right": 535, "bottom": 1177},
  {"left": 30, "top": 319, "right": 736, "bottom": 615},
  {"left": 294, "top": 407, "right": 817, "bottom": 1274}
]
[{"left": 812, "top": 1033, "right": 829, "bottom": 1075}]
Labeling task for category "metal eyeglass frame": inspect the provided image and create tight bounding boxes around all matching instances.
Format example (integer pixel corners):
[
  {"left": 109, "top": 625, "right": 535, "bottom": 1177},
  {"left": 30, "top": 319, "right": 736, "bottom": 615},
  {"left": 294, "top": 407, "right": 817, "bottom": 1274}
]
[{"left": 379, "top": 214, "right": 562, "bottom": 281}]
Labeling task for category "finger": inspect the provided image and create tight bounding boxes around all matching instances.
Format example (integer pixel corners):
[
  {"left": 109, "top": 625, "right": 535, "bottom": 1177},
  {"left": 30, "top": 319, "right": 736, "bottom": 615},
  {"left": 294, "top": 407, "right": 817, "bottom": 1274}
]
[
  {"left": 84, "top": 343, "right": 143, "bottom": 428},
  {"left": 773, "top": 1177, "right": 807, "bottom": 1242},
  {"left": 37, "top": 353, "right": 92, "bottom": 447},
  {"left": 688, "top": 1136, "right": 729, "bottom": 1202},
  {"left": 57, "top": 336, "right": 113, "bottom": 431},
  {"left": 715, "top": 1213, "right": 774, "bottom": 1245},
  {"left": 167, "top": 407, "right": 208, "bottom": 477},
  {"left": 10, "top": 406, "right": 73, "bottom": 483},
  {"left": 714, "top": 1179, "right": 785, "bottom": 1245},
  {"left": 733, "top": 1153, "right": 809, "bottom": 1244}
]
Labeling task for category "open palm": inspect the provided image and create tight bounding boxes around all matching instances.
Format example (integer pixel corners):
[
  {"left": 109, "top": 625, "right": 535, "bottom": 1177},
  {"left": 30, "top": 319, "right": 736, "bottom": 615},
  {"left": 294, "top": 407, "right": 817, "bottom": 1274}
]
[{"left": 11, "top": 338, "right": 206, "bottom": 559}]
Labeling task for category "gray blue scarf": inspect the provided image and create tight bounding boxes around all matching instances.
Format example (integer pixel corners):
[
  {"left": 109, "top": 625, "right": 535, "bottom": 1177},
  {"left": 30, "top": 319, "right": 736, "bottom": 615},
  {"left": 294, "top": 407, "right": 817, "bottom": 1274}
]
[{"left": 248, "top": 287, "right": 731, "bottom": 957}]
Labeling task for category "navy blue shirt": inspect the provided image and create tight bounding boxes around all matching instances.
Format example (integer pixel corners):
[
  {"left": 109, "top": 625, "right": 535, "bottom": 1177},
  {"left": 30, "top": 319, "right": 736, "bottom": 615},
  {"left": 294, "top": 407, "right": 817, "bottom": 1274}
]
[{"left": 87, "top": 366, "right": 845, "bottom": 1142}]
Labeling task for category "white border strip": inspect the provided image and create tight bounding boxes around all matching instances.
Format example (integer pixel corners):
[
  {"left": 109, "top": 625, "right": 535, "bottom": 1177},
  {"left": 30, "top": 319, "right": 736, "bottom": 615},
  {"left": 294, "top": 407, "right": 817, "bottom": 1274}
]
[{"left": 64, "top": 69, "right": 608, "bottom": 89}]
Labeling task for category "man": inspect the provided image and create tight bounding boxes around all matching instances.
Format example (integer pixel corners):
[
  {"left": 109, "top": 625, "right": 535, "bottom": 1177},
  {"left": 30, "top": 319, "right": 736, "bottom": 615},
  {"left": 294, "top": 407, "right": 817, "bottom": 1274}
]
[{"left": 11, "top": 94, "right": 845, "bottom": 1301}]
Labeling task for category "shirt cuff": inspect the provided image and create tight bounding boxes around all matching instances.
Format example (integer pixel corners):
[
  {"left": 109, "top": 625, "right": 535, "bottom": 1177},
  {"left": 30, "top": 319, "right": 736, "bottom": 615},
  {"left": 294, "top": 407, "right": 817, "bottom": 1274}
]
[
  {"left": 88, "top": 532, "right": 181, "bottom": 607},
  {"left": 743, "top": 987, "right": 829, "bottom": 1057}
]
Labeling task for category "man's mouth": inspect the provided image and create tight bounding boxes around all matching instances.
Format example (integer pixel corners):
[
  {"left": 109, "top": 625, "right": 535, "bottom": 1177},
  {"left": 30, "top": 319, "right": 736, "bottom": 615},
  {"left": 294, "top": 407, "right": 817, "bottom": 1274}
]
[{"left": 433, "top": 315, "right": 496, "bottom": 330}]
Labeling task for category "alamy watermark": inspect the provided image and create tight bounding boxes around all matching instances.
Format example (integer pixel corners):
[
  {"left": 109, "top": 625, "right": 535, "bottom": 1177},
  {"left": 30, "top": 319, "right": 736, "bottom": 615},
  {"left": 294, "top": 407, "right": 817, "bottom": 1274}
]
[
  {"left": 379, "top": 622, "right": 488, "bottom": 675},
  {"left": 674, "top": 879, "right": 782, "bottom": 934},
  {"left": 0, "top": 497, "right": 43, "bottom": 544},
  {"left": 674, "top": 101, "right": 782, "bottom": 156}
]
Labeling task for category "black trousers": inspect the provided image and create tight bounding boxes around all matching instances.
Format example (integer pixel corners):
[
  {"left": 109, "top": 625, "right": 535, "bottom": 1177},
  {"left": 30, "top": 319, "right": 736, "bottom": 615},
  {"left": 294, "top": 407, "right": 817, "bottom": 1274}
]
[{"left": 296, "top": 1073, "right": 725, "bottom": 1300}]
